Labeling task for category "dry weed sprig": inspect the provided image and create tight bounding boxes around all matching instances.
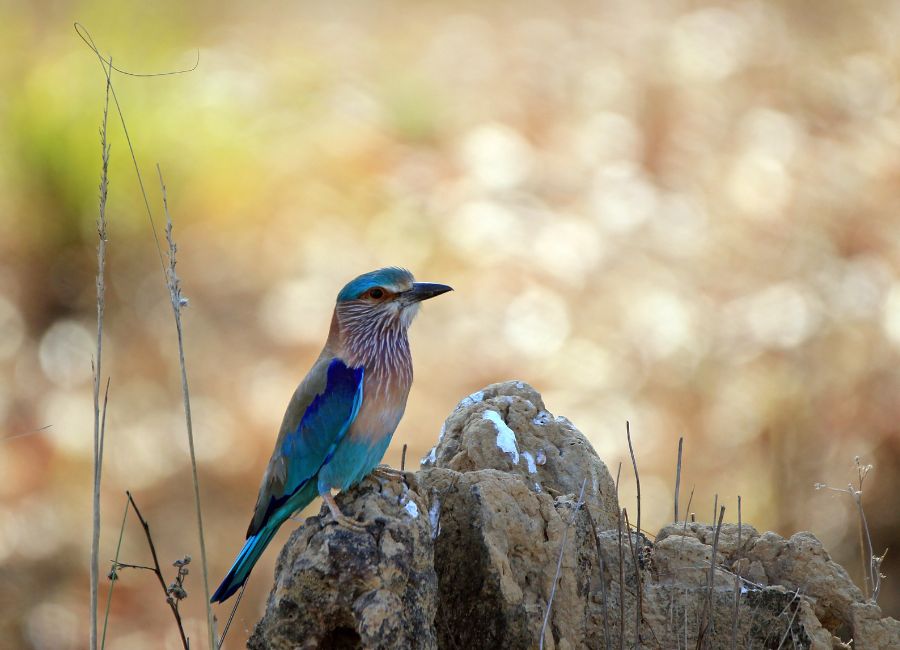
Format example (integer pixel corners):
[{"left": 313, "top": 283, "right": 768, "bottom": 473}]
[
  {"left": 90, "top": 56, "right": 112, "bottom": 650},
  {"left": 814, "top": 456, "right": 887, "bottom": 602},
  {"left": 540, "top": 477, "right": 587, "bottom": 650},
  {"left": 124, "top": 491, "right": 190, "bottom": 649},
  {"left": 158, "top": 165, "right": 216, "bottom": 648},
  {"left": 100, "top": 495, "right": 129, "bottom": 649}
]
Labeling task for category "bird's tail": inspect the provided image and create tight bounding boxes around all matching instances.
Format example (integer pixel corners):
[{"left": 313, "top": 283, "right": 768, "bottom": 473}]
[{"left": 210, "top": 523, "right": 279, "bottom": 603}]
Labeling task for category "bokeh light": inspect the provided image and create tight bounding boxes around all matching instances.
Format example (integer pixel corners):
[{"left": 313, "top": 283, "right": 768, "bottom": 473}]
[{"left": 1, "top": 1, "right": 899, "bottom": 647}]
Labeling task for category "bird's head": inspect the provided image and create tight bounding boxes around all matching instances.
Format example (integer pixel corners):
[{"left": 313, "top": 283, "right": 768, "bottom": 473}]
[{"left": 334, "top": 267, "right": 452, "bottom": 333}]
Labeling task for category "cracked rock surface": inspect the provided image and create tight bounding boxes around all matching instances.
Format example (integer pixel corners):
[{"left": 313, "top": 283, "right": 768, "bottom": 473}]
[{"left": 249, "top": 381, "right": 900, "bottom": 649}]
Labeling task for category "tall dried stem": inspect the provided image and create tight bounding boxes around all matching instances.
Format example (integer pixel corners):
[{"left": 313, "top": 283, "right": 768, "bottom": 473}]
[
  {"left": 90, "top": 57, "right": 112, "bottom": 650},
  {"left": 158, "top": 166, "right": 217, "bottom": 649}
]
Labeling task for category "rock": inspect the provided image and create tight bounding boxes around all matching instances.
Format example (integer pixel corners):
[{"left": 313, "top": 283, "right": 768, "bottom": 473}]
[
  {"left": 249, "top": 381, "right": 900, "bottom": 649},
  {"left": 423, "top": 381, "right": 620, "bottom": 531},
  {"left": 247, "top": 475, "right": 437, "bottom": 650}
]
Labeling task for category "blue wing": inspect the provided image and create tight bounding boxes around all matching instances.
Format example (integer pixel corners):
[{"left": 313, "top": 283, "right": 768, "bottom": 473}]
[
  {"left": 212, "top": 358, "right": 364, "bottom": 603},
  {"left": 248, "top": 358, "right": 364, "bottom": 536}
]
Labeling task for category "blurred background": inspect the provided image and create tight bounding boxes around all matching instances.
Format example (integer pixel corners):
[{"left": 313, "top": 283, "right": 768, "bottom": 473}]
[{"left": 1, "top": 0, "right": 899, "bottom": 647}]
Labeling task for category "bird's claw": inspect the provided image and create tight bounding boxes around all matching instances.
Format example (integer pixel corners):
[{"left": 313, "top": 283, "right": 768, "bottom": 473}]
[
  {"left": 330, "top": 512, "right": 367, "bottom": 532},
  {"left": 371, "top": 465, "right": 408, "bottom": 483},
  {"left": 321, "top": 491, "right": 367, "bottom": 531}
]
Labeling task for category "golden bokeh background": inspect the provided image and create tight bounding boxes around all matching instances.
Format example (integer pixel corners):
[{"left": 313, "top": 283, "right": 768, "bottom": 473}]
[{"left": 2, "top": 1, "right": 899, "bottom": 647}]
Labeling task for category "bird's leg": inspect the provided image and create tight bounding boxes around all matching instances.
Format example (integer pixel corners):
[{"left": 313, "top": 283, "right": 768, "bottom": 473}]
[{"left": 321, "top": 491, "right": 366, "bottom": 531}]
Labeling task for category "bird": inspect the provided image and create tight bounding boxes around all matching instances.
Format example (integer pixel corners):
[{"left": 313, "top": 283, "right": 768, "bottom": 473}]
[{"left": 210, "top": 267, "right": 451, "bottom": 603}]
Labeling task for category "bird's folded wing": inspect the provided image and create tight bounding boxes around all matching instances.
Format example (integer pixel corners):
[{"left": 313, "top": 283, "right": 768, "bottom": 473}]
[{"left": 247, "top": 358, "right": 364, "bottom": 537}]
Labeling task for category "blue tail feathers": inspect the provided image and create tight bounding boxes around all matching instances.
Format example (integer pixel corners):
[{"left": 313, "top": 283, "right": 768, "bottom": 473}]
[{"left": 210, "top": 524, "right": 279, "bottom": 603}]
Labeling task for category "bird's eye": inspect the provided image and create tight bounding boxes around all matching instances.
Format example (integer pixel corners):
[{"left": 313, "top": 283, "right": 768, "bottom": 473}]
[{"left": 368, "top": 288, "right": 385, "bottom": 299}]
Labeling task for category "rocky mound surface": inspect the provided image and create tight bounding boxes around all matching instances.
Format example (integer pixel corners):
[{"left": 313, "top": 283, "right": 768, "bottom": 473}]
[{"left": 248, "top": 381, "right": 900, "bottom": 649}]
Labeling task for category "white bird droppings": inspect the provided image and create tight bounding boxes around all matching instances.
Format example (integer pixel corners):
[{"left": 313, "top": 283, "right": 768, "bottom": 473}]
[
  {"left": 483, "top": 410, "right": 519, "bottom": 464},
  {"left": 404, "top": 500, "right": 419, "bottom": 518},
  {"left": 457, "top": 390, "right": 485, "bottom": 410},
  {"left": 522, "top": 451, "right": 537, "bottom": 474},
  {"left": 532, "top": 411, "right": 552, "bottom": 426},
  {"left": 422, "top": 446, "right": 437, "bottom": 466}
]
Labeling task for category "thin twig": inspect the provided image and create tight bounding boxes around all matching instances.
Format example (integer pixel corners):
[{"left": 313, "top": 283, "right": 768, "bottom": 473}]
[
  {"left": 126, "top": 491, "right": 190, "bottom": 650},
  {"left": 74, "top": 23, "right": 199, "bottom": 78},
  {"left": 618, "top": 508, "right": 625, "bottom": 650},
  {"left": 1, "top": 424, "right": 53, "bottom": 444},
  {"left": 623, "top": 508, "right": 642, "bottom": 649},
  {"left": 730, "top": 496, "right": 741, "bottom": 650},
  {"left": 111, "top": 561, "right": 158, "bottom": 572},
  {"left": 540, "top": 478, "right": 587, "bottom": 650},
  {"left": 683, "top": 487, "right": 694, "bottom": 534},
  {"left": 100, "top": 493, "right": 130, "bottom": 650},
  {"left": 585, "top": 507, "right": 612, "bottom": 650},
  {"left": 626, "top": 422, "right": 640, "bottom": 546},
  {"left": 697, "top": 505, "right": 726, "bottom": 649},
  {"left": 775, "top": 590, "right": 802, "bottom": 649},
  {"left": 218, "top": 582, "right": 247, "bottom": 648},
  {"left": 674, "top": 437, "right": 683, "bottom": 523},
  {"left": 401, "top": 443, "right": 408, "bottom": 472},
  {"left": 159, "top": 166, "right": 216, "bottom": 649},
  {"left": 90, "top": 57, "right": 112, "bottom": 650}
]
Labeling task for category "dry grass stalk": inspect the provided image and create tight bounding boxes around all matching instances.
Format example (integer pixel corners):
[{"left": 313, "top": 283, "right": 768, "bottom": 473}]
[
  {"left": 158, "top": 166, "right": 217, "bottom": 648},
  {"left": 585, "top": 506, "right": 612, "bottom": 650},
  {"left": 90, "top": 56, "right": 112, "bottom": 650},
  {"left": 730, "top": 495, "right": 742, "bottom": 650},
  {"left": 696, "top": 505, "right": 726, "bottom": 649},
  {"left": 626, "top": 422, "right": 641, "bottom": 547},
  {"left": 540, "top": 477, "right": 587, "bottom": 650},
  {"left": 674, "top": 437, "right": 683, "bottom": 522},
  {"left": 618, "top": 507, "right": 625, "bottom": 650},
  {"left": 622, "top": 508, "right": 642, "bottom": 649}
]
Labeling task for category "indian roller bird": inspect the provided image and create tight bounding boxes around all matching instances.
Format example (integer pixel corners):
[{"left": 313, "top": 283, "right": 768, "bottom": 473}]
[{"left": 211, "top": 267, "right": 451, "bottom": 603}]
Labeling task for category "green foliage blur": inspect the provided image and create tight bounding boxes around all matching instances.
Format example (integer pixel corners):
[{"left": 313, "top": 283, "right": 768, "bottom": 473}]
[{"left": 2, "top": 1, "right": 899, "bottom": 647}]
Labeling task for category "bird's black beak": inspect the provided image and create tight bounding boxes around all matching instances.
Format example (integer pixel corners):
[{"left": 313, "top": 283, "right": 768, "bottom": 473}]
[{"left": 403, "top": 282, "right": 453, "bottom": 304}]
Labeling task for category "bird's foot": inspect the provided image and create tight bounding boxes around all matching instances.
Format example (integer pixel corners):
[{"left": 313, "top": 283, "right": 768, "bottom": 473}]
[
  {"left": 370, "top": 465, "right": 409, "bottom": 483},
  {"left": 321, "top": 492, "right": 367, "bottom": 531}
]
